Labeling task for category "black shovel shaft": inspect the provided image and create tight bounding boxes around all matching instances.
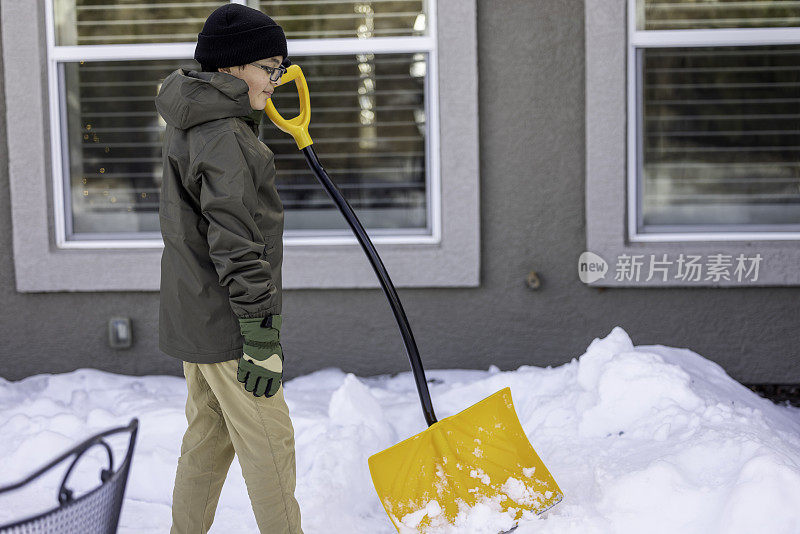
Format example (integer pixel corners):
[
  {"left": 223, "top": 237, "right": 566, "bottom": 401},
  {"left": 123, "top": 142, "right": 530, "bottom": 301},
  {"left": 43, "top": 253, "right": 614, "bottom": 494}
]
[{"left": 302, "top": 146, "right": 438, "bottom": 426}]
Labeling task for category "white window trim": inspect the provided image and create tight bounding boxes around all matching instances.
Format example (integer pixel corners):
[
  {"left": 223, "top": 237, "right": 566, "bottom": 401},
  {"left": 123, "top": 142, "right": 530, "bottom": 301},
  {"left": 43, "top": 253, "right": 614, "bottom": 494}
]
[
  {"left": 585, "top": 0, "right": 800, "bottom": 286},
  {"left": 4, "top": 0, "right": 480, "bottom": 291}
]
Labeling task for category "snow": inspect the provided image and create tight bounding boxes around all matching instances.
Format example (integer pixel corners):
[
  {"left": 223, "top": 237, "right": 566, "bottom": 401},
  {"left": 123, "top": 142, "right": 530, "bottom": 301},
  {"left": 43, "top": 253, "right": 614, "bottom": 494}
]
[{"left": 1, "top": 326, "right": 799, "bottom": 533}]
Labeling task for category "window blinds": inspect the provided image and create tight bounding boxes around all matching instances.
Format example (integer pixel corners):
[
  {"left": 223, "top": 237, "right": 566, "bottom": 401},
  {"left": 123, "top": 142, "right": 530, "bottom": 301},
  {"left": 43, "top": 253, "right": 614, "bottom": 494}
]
[
  {"left": 640, "top": 44, "right": 800, "bottom": 229},
  {"left": 66, "top": 52, "right": 427, "bottom": 236},
  {"left": 53, "top": 0, "right": 426, "bottom": 45},
  {"left": 54, "top": 0, "right": 228, "bottom": 45},
  {"left": 258, "top": 0, "right": 427, "bottom": 38},
  {"left": 639, "top": 0, "right": 800, "bottom": 30},
  {"left": 260, "top": 52, "right": 428, "bottom": 232}
]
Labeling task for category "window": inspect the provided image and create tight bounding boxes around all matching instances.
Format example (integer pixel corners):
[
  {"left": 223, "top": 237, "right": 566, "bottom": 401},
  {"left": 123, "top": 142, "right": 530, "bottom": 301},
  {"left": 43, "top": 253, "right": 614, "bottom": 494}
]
[
  {"left": 5, "top": 0, "right": 479, "bottom": 291},
  {"left": 630, "top": 0, "right": 800, "bottom": 240},
  {"left": 585, "top": 0, "right": 800, "bottom": 285},
  {"left": 52, "top": 0, "right": 435, "bottom": 242}
]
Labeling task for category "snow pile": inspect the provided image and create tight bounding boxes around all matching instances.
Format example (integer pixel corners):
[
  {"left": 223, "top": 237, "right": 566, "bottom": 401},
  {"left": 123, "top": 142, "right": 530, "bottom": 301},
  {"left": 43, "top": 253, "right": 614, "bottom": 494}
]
[
  {"left": 396, "top": 496, "right": 538, "bottom": 534},
  {"left": 0, "top": 326, "right": 799, "bottom": 533}
]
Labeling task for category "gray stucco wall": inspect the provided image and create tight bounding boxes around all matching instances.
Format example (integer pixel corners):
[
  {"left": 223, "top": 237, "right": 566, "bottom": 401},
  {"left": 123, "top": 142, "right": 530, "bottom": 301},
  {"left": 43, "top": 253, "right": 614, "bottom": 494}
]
[{"left": 1, "top": 0, "right": 798, "bottom": 385}]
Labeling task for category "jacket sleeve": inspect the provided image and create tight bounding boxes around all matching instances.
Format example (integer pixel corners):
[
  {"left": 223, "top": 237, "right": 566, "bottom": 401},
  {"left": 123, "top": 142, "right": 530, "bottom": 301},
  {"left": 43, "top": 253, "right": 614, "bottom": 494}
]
[{"left": 195, "top": 130, "right": 278, "bottom": 319}]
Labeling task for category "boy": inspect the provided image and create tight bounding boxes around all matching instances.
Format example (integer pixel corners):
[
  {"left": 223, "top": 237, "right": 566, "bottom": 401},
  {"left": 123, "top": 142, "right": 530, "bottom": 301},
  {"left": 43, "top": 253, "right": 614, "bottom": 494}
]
[{"left": 154, "top": 4, "right": 302, "bottom": 533}]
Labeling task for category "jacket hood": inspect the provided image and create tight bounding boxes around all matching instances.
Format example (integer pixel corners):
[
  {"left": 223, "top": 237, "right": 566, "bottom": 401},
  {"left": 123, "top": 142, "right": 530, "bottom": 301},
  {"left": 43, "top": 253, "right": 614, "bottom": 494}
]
[{"left": 155, "top": 67, "right": 258, "bottom": 130}]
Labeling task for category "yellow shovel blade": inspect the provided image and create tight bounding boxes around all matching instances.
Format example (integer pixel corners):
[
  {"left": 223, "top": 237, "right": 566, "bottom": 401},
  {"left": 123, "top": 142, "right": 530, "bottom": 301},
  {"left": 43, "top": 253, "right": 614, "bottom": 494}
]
[{"left": 368, "top": 387, "right": 563, "bottom": 532}]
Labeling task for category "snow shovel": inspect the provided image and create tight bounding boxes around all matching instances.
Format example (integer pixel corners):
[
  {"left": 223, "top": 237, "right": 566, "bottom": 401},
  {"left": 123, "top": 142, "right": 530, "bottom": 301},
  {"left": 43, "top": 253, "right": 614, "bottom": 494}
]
[{"left": 263, "top": 64, "right": 563, "bottom": 533}]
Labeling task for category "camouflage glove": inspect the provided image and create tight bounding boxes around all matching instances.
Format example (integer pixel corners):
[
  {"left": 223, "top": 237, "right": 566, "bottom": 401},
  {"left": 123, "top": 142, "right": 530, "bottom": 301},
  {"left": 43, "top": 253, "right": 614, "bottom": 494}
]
[{"left": 237, "top": 314, "right": 283, "bottom": 397}]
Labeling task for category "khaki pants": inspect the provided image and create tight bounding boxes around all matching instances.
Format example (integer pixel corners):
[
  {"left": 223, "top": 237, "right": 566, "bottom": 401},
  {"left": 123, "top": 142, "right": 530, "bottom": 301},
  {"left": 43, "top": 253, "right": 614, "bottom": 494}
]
[{"left": 170, "top": 358, "right": 303, "bottom": 534}]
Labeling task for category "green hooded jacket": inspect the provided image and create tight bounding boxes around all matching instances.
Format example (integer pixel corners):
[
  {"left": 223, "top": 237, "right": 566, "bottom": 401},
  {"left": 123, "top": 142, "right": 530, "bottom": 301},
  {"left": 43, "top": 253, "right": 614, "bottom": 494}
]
[{"left": 154, "top": 67, "right": 283, "bottom": 363}]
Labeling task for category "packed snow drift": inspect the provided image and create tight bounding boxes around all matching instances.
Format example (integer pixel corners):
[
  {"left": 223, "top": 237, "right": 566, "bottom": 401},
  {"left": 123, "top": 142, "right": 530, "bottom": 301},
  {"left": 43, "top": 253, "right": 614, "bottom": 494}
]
[{"left": 1, "top": 326, "right": 799, "bottom": 533}]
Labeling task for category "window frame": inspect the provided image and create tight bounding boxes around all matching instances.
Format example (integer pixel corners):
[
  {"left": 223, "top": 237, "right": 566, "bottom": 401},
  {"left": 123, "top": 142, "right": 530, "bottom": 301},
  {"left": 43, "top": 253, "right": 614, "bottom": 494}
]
[
  {"left": 5, "top": 0, "right": 481, "bottom": 291},
  {"left": 627, "top": 3, "right": 800, "bottom": 242},
  {"left": 51, "top": 0, "right": 439, "bottom": 248},
  {"left": 585, "top": 0, "right": 800, "bottom": 286}
]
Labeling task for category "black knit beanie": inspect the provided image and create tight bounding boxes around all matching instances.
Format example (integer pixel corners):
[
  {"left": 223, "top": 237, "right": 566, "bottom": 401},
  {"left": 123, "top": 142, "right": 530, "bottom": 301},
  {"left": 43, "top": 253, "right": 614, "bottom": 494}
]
[{"left": 194, "top": 4, "right": 288, "bottom": 72}]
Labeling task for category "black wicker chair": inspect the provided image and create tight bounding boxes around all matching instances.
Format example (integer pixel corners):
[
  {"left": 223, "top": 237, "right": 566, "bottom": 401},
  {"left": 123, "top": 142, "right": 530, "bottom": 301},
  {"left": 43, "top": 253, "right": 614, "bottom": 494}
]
[{"left": 0, "top": 418, "right": 139, "bottom": 534}]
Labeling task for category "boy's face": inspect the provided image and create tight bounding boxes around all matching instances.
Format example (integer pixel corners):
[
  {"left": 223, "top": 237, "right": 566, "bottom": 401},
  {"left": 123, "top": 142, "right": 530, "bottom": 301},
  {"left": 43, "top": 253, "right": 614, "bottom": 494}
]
[{"left": 218, "top": 55, "right": 284, "bottom": 110}]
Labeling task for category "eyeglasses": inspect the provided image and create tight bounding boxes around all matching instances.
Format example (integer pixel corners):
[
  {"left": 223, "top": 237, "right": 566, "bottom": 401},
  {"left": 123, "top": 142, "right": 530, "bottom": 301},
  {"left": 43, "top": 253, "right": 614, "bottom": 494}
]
[{"left": 249, "top": 63, "right": 287, "bottom": 82}]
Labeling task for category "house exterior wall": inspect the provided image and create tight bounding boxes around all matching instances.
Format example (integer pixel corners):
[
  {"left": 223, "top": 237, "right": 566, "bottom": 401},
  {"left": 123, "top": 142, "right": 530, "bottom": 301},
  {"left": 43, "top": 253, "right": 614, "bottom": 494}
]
[{"left": 0, "top": 0, "right": 797, "bottom": 384}]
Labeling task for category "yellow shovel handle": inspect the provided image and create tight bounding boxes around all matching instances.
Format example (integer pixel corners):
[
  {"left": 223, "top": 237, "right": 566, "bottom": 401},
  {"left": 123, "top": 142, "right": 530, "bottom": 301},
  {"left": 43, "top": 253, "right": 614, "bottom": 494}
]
[{"left": 264, "top": 64, "right": 313, "bottom": 150}]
